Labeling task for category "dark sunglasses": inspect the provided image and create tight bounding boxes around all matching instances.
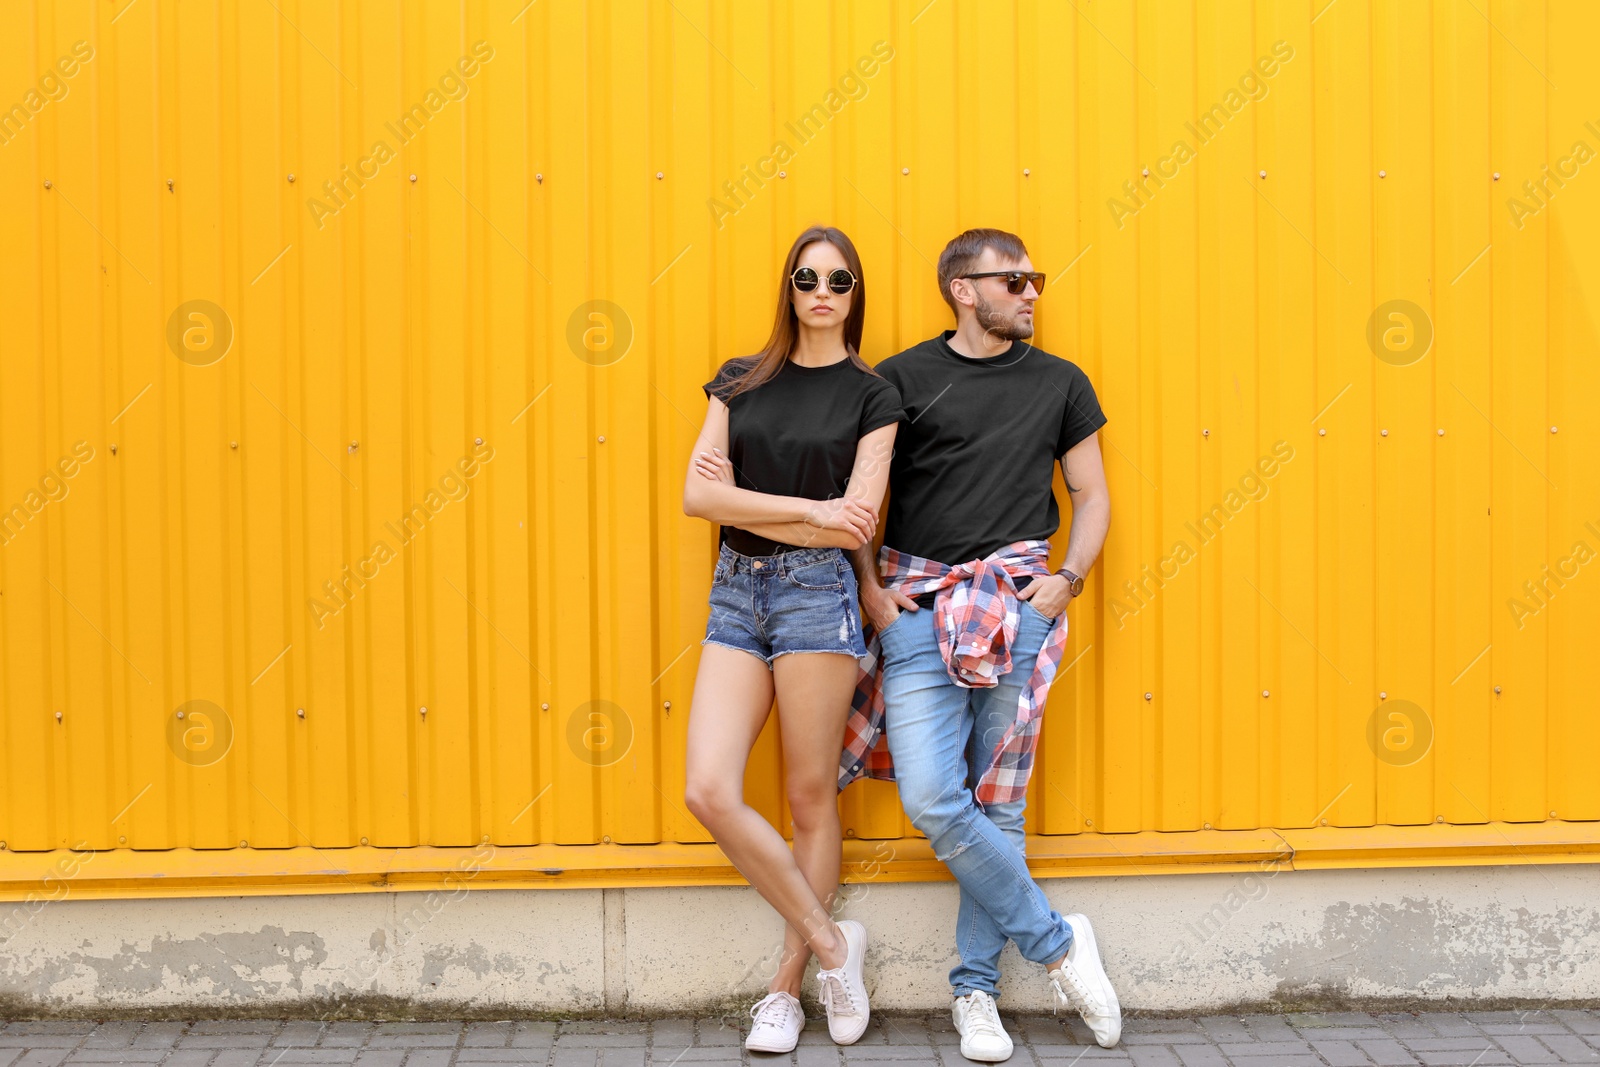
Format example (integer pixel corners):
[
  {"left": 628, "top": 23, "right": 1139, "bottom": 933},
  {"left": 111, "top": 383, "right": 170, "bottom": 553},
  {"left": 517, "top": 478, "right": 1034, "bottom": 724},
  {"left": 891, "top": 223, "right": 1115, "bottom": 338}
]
[
  {"left": 791, "top": 266, "right": 858, "bottom": 295},
  {"left": 963, "top": 270, "right": 1046, "bottom": 296}
]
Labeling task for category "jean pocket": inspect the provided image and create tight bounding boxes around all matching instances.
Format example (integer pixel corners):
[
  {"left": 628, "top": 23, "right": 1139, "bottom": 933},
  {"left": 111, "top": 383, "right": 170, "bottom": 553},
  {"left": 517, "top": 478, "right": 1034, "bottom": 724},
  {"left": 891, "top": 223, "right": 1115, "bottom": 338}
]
[
  {"left": 876, "top": 606, "right": 908, "bottom": 640},
  {"left": 1021, "top": 598, "right": 1056, "bottom": 623},
  {"left": 712, "top": 558, "right": 730, "bottom": 585},
  {"left": 788, "top": 559, "right": 843, "bottom": 590}
]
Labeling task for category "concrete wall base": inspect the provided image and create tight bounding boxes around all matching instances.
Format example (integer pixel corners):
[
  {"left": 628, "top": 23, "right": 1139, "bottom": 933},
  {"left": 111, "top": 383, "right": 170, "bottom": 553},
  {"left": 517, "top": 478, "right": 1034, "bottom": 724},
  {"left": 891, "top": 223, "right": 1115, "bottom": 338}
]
[{"left": 2, "top": 865, "right": 1597, "bottom": 1018}]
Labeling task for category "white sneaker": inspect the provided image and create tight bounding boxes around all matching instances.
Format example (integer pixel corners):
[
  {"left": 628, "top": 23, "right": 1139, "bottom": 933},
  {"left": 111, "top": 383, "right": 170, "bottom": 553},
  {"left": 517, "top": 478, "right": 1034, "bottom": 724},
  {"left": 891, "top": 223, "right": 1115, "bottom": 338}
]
[
  {"left": 815, "top": 919, "right": 870, "bottom": 1044},
  {"left": 745, "top": 990, "right": 803, "bottom": 1053},
  {"left": 1047, "top": 913, "right": 1122, "bottom": 1047},
  {"left": 952, "top": 990, "right": 1014, "bottom": 1062}
]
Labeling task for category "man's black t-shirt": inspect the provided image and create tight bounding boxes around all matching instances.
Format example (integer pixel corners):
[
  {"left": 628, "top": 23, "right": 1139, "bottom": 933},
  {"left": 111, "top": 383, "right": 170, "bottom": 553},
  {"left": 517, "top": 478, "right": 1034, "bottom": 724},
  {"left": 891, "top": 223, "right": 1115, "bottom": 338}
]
[
  {"left": 703, "top": 355, "right": 903, "bottom": 556},
  {"left": 877, "top": 331, "right": 1107, "bottom": 606}
]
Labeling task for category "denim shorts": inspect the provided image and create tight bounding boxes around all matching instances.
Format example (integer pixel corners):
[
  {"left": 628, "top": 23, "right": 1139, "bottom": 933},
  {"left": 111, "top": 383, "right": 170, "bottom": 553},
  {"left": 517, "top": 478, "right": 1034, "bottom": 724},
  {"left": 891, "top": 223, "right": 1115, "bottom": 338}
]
[{"left": 701, "top": 543, "right": 869, "bottom": 667}]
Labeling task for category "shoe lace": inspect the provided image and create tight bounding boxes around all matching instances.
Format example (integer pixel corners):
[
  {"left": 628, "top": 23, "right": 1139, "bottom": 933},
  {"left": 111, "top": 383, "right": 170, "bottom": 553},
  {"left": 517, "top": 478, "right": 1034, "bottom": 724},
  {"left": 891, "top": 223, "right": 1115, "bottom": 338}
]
[
  {"left": 961, "top": 993, "right": 1005, "bottom": 1038},
  {"left": 750, "top": 992, "right": 796, "bottom": 1030},
  {"left": 1050, "top": 961, "right": 1100, "bottom": 1016},
  {"left": 817, "top": 967, "right": 858, "bottom": 1017}
]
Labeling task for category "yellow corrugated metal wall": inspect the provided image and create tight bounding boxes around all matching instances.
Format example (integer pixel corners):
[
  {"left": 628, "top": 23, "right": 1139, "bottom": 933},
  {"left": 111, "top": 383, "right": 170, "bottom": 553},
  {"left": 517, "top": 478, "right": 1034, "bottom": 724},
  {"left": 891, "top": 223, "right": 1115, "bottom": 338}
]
[{"left": 1, "top": 0, "right": 1597, "bottom": 883}]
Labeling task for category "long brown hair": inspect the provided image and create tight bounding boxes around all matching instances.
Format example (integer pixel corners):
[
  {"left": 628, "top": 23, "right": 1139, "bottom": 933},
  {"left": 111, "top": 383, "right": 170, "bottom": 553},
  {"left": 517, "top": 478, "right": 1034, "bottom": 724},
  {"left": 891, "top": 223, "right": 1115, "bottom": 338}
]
[{"left": 716, "top": 226, "right": 878, "bottom": 399}]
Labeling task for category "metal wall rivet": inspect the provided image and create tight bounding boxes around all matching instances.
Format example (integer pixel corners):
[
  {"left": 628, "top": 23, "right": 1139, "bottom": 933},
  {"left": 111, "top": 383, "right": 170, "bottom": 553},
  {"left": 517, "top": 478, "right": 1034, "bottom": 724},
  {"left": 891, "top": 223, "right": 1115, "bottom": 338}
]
[
  {"left": 475, "top": 437, "right": 484, "bottom": 445},
  {"left": 287, "top": 174, "right": 296, "bottom": 183},
  {"left": 1319, "top": 818, "right": 1327, "bottom": 826},
  {"left": 1435, "top": 816, "right": 1444, "bottom": 824},
  {"left": 1023, "top": 168, "right": 1031, "bottom": 176},
  {"left": 420, "top": 706, "right": 428, "bottom": 717},
  {"left": 360, "top": 837, "right": 369, "bottom": 845},
  {"left": 1380, "top": 429, "right": 1389, "bottom": 436},
  {"left": 55, "top": 711, "right": 62, "bottom": 723},
  {"left": 1144, "top": 692, "right": 1153, "bottom": 701},
  {"left": 1378, "top": 170, "right": 1387, "bottom": 178},
  {"left": 541, "top": 703, "right": 550, "bottom": 711},
  {"left": 902, "top": 167, "right": 910, "bottom": 175},
  {"left": 778, "top": 171, "right": 787, "bottom": 178},
  {"left": 240, "top": 840, "right": 248, "bottom": 847},
  {"left": 119, "top": 835, "right": 127, "bottom": 844},
  {"left": 297, "top": 708, "right": 306, "bottom": 718},
  {"left": 663, "top": 701, "right": 672, "bottom": 709},
  {"left": 43, "top": 179, "right": 52, "bottom": 189},
  {"left": 230, "top": 441, "right": 239, "bottom": 449},
  {"left": 656, "top": 171, "right": 664, "bottom": 180},
  {"left": 535, "top": 174, "right": 543, "bottom": 183},
  {"left": 1494, "top": 686, "right": 1502, "bottom": 694},
  {"left": 1437, "top": 429, "right": 1445, "bottom": 436},
  {"left": 1262, "top": 690, "right": 1270, "bottom": 698},
  {"left": 1142, "top": 168, "right": 1150, "bottom": 177},
  {"left": 409, "top": 174, "right": 417, "bottom": 182},
  {"left": 598, "top": 435, "right": 606, "bottom": 443},
  {"left": 1550, "top": 810, "right": 1558, "bottom": 818},
  {"left": 602, "top": 835, "right": 612, "bottom": 844},
  {"left": 1084, "top": 818, "right": 1093, "bottom": 827},
  {"left": 1380, "top": 691, "right": 1387, "bottom": 700},
  {"left": 1259, "top": 170, "right": 1267, "bottom": 179},
  {"left": 1203, "top": 822, "right": 1213, "bottom": 830},
  {"left": 1493, "top": 172, "right": 1501, "bottom": 180},
  {"left": 167, "top": 179, "right": 174, "bottom": 191},
  {"left": 1202, "top": 428, "right": 1210, "bottom": 437},
  {"left": 1550, "top": 426, "right": 1558, "bottom": 433},
  {"left": 1318, "top": 428, "right": 1326, "bottom": 436},
  {"left": 349, "top": 441, "right": 359, "bottom": 451},
  {"left": 176, "top": 710, "right": 186, "bottom": 720}
]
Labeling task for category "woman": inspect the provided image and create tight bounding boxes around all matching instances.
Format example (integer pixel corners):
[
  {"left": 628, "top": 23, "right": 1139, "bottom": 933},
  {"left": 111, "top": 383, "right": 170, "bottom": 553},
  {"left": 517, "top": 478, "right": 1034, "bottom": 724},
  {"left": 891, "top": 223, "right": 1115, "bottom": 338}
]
[{"left": 682, "top": 226, "right": 901, "bottom": 1052}]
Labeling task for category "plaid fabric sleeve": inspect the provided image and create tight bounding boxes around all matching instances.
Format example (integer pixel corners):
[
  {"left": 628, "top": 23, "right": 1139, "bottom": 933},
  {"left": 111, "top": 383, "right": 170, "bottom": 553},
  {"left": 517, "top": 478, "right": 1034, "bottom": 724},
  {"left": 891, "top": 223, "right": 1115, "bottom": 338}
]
[
  {"left": 838, "top": 625, "right": 893, "bottom": 789},
  {"left": 972, "top": 608, "right": 1070, "bottom": 804}
]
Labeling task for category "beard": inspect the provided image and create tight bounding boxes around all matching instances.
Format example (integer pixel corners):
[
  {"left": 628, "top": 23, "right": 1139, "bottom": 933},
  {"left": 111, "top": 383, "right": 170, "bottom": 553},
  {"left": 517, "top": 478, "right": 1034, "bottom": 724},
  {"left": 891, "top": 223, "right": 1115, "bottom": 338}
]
[{"left": 974, "top": 291, "right": 1033, "bottom": 342}]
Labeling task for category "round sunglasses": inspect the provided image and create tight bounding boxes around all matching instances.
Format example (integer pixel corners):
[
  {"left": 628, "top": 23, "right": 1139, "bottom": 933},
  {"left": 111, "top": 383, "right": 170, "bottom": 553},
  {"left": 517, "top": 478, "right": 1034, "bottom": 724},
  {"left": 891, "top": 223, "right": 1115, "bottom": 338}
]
[
  {"left": 791, "top": 265, "right": 858, "bottom": 295},
  {"left": 962, "top": 270, "right": 1047, "bottom": 296}
]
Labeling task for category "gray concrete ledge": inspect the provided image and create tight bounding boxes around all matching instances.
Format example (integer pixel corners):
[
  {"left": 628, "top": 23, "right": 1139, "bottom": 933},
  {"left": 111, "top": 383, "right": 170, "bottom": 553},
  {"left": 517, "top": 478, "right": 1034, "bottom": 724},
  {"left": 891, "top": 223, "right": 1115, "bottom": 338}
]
[{"left": 1, "top": 865, "right": 1596, "bottom": 1018}]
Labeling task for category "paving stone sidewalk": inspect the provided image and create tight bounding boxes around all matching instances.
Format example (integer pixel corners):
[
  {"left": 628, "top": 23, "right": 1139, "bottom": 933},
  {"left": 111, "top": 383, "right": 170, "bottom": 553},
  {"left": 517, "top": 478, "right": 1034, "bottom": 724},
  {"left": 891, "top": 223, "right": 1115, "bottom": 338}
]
[{"left": 1, "top": 1011, "right": 1597, "bottom": 1067}]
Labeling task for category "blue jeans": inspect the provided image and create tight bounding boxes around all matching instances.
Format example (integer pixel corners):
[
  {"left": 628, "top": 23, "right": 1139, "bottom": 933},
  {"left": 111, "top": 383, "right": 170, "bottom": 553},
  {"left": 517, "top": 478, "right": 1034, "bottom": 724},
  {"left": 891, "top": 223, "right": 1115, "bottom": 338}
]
[
  {"left": 877, "top": 599, "right": 1073, "bottom": 998},
  {"left": 701, "top": 543, "right": 869, "bottom": 666}
]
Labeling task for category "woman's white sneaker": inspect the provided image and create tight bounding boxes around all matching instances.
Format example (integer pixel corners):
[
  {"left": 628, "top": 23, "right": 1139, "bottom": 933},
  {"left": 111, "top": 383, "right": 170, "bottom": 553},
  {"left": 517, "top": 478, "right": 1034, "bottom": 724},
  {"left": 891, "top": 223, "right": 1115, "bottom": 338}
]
[
  {"left": 815, "top": 919, "right": 871, "bottom": 1044},
  {"left": 952, "top": 990, "right": 1013, "bottom": 1062},
  {"left": 1047, "top": 913, "right": 1122, "bottom": 1048},
  {"left": 745, "top": 990, "right": 804, "bottom": 1054}
]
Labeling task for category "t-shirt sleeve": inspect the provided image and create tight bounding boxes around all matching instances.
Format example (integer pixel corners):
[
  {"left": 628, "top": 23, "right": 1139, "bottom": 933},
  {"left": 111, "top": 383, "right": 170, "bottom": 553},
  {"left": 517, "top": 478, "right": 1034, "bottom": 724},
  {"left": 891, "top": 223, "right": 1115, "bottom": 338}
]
[
  {"left": 1056, "top": 363, "right": 1108, "bottom": 457},
  {"left": 702, "top": 357, "right": 752, "bottom": 403},
  {"left": 858, "top": 375, "right": 904, "bottom": 437}
]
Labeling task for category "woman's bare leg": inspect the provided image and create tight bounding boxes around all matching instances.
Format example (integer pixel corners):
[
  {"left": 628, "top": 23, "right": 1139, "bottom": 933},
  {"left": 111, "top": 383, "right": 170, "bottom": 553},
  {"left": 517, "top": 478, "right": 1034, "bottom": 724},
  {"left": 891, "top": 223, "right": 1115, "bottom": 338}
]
[
  {"left": 766, "top": 651, "right": 861, "bottom": 997},
  {"left": 684, "top": 644, "right": 848, "bottom": 971}
]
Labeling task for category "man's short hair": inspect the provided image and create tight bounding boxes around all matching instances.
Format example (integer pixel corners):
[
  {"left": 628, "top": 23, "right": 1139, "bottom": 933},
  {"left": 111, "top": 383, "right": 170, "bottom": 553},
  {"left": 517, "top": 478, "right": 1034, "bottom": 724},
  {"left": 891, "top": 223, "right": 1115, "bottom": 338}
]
[{"left": 936, "top": 228, "right": 1030, "bottom": 316}]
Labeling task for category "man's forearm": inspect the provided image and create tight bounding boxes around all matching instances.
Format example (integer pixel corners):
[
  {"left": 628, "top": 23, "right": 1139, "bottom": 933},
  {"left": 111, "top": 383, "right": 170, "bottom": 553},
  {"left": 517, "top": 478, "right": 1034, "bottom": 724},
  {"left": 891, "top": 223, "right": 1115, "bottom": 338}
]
[
  {"left": 1062, "top": 491, "right": 1110, "bottom": 577},
  {"left": 848, "top": 541, "right": 881, "bottom": 589}
]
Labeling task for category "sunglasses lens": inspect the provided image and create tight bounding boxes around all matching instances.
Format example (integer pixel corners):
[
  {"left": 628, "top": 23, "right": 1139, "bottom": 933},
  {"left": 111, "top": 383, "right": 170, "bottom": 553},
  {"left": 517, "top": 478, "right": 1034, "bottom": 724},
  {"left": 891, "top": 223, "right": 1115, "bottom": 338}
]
[
  {"left": 792, "top": 267, "right": 819, "bottom": 292},
  {"left": 827, "top": 269, "right": 855, "bottom": 294},
  {"left": 1006, "top": 272, "right": 1045, "bottom": 295}
]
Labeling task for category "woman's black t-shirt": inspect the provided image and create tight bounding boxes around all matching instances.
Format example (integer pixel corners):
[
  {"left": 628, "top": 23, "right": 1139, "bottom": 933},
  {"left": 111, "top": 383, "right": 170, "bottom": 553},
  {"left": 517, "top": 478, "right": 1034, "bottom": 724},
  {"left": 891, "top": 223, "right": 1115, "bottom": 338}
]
[{"left": 702, "top": 355, "right": 903, "bottom": 556}]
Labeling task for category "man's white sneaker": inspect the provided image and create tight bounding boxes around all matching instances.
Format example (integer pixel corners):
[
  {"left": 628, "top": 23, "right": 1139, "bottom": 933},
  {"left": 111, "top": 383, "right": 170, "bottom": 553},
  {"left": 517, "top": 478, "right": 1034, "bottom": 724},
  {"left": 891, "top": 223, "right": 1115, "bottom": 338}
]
[
  {"left": 745, "top": 990, "right": 804, "bottom": 1053},
  {"left": 952, "top": 990, "right": 1014, "bottom": 1062},
  {"left": 1047, "top": 913, "right": 1122, "bottom": 1048},
  {"left": 815, "top": 919, "right": 871, "bottom": 1044}
]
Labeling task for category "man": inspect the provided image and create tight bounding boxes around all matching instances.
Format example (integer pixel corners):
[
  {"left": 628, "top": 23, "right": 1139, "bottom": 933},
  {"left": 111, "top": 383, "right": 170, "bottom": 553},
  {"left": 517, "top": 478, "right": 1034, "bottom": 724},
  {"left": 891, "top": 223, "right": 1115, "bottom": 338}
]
[{"left": 839, "top": 228, "right": 1118, "bottom": 1062}]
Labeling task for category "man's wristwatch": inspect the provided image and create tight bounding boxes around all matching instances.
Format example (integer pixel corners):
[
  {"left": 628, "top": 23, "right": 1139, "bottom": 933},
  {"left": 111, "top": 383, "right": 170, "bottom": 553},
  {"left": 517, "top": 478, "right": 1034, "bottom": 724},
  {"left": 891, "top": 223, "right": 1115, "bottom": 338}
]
[{"left": 1056, "top": 567, "right": 1084, "bottom": 597}]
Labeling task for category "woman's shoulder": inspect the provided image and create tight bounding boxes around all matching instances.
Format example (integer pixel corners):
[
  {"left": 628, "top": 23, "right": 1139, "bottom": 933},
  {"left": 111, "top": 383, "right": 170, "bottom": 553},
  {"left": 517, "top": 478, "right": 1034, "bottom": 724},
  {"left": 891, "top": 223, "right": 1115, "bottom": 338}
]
[{"left": 703, "top": 355, "right": 762, "bottom": 399}]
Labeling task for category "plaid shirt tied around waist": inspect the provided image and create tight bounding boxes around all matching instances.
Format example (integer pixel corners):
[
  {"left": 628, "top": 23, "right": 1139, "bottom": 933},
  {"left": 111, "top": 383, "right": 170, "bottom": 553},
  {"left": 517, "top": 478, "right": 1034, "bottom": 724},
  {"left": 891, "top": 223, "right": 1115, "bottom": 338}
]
[{"left": 837, "top": 539, "right": 1071, "bottom": 805}]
